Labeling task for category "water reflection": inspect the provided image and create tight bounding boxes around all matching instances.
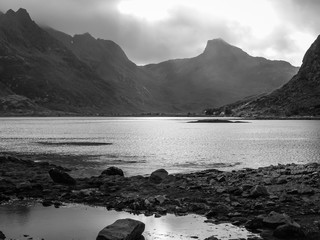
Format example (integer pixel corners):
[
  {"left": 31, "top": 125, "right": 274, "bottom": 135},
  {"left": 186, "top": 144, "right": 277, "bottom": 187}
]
[{"left": 0, "top": 202, "right": 260, "bottom": 240}]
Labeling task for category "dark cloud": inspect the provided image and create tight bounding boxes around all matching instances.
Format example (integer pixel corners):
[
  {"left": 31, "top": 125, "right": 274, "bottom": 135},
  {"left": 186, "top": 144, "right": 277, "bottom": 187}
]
[{"left": 0, "top": 0, "right": 318, "bottom": 66}]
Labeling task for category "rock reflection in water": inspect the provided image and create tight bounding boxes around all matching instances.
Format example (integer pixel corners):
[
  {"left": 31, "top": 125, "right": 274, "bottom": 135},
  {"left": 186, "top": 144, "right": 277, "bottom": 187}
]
[{"left": 0, "top": 202, "right": 259, "bottom": 240}]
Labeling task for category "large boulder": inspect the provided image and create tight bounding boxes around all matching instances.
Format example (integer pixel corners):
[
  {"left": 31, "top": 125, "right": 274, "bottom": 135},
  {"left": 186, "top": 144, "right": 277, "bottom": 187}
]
[
  {"left": 262, "top": 211, "right": 293, "bottom": 228},
  {"left": 0, "top": 230, "right": 5, "bottom": 240},
  {"left": 101, "top": 167, "right": 124, "bottom": 177},
  {"left": 149, "top": 169, "right": 168, "bottom": 184},
  {"left": 49, "top": 168, "right": 76, "bottom": 185},
  {"left": 96, "top": 218, "right": 145, "bottom": 240},
  {"left": 273, "top": 223, "right": 305, "bottom": 239}
]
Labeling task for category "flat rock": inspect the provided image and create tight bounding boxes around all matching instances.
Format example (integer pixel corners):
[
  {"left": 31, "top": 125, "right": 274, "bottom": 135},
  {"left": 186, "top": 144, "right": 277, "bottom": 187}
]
[{"left": 96, "top": 218, "right": 145, "bottom": 240}]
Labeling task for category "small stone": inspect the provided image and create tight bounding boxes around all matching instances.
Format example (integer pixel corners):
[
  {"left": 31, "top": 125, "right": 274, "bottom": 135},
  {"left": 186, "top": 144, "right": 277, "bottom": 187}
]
[
  {"left": 250, "top": 185, "right": 269, "bottom": 198},
  {"left": 155, "top": 195, "right": 166, "bottom": 204},
  {"left": 216, "top": 175, "right": 226, "bottom": 182},
  {"left": 42, "top": 200, "right": 53, "bottom": 207}
]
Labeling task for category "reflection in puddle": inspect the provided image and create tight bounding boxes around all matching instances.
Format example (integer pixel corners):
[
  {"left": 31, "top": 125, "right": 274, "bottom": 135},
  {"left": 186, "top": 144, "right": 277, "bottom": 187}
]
[{"left": 0, "top": 202, "right": 259, "bottom": 240}]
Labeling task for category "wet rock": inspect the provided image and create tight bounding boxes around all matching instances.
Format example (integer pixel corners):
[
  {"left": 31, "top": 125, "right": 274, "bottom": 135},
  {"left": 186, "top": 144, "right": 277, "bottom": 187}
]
[
  {"left": 42, "top": 200, "right": 53, "bottom": 207},
  {"left": 250, "top": 185, "right": 269, "bottom": 198},
  {"left": 149, "top": 169, "right": 168, "bottom": 184},
  {"left": 273, "top": 223, "right": 305, "bottom": 239},
  {"left": 262, "top": 211, "right": 293, "bottom": 228},
  {"left": 204, "top": 236, "right": 219, "bottom": 240},
  {"left": 49, "top": 168, "right": 76, "bottom": 185},
  {"left": 155, "top": 195, "right": 166, "bottom": 205},
  {"left": 245, "top": 216, "right": 264, "bottom": 230},
  {"left": 96, "top": 218, "right": 145, "bottom": 240},
  {"left": 0, "top": 231, "right": 5, "bottom": 240},
  {"left": 205, "top": 204, "right": 232, "bottom": 218},
  {"left": 101, "top": 167, "right": 124, "bottom": 177},
  {"left": 216, "top": 175, "right": 226, "bottom": 182}
]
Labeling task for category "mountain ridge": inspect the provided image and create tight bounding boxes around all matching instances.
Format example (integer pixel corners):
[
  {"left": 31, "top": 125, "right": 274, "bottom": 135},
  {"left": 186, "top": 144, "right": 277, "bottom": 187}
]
[
  {"left": 206, "top": 35, "right": 320, "bottom": 117},
  {"left": 0, "top": 8, "right": 300, "bottom": 115}
]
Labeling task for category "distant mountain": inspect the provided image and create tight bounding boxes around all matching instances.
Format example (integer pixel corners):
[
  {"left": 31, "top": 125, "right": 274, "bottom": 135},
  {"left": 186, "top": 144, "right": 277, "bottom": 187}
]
[
  {"left": 0, "top": 8, "right": 122, "bottom": 115},
  {"left": 44, "top": 28, "right": 171, "bottom": 113},
  {"left": 210, "top": 35, "right": 320, "bottom": 117},
  {"left": 0, "top": 8, "right": 300, "bottom": 115},
  {"left": 144, "top": 38, "right": 298, "bottom": 111}
]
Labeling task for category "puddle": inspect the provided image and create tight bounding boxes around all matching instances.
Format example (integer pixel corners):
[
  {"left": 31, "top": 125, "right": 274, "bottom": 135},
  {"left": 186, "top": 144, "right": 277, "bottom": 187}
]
[{"left": 0, "top": 201, "right": 260, "bottom": 240}]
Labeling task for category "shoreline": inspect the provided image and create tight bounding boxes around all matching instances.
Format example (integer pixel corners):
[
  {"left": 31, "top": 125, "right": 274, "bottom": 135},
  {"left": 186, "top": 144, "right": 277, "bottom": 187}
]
[
  {"left": 1, "top": 155, "right": 320, "bottom": 239},
  {"left": 0, "top": 114, "right": 320, "bottom": 120}
]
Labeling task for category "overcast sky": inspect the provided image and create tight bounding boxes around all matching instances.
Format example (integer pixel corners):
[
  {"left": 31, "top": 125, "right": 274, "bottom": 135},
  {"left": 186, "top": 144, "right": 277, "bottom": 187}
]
[{"left": 0, "top": 0, "right": 319, "bottom": 66}]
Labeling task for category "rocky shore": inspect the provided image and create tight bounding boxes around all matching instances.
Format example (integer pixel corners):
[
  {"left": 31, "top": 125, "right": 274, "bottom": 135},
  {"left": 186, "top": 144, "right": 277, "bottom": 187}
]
[{"left": 0, "top": 155, "right": 320, "bottom": 239}]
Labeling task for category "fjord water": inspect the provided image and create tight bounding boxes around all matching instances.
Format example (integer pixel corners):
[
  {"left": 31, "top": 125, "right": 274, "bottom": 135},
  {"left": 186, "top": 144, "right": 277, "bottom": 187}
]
[{"left": 0, "top": 117, "right": 319, "bottom": 177}]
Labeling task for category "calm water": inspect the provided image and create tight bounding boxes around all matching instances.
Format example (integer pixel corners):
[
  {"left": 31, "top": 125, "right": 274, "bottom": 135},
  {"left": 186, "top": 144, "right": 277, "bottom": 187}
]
[
  {"left": 0, "top": 117, "right": 319, "bottom": 177},
  {"left": 0, "top": 202, "right": 259, "bottom": 240}
]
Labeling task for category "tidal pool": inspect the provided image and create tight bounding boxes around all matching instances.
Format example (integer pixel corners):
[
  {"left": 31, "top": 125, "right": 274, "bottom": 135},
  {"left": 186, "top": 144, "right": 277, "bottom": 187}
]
[{"left": 0, "top": 201, "right": 260, "bottom": 240}]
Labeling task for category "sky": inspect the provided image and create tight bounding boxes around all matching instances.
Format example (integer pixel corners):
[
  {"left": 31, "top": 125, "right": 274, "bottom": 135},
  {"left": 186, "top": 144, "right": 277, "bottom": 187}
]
[{"left": 0, "top": 0, "right": 319, "bottom": 66}]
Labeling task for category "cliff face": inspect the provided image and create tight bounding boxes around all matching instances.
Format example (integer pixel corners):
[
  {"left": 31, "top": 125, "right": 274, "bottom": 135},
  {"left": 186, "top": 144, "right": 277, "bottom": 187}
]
[{"left": 215, "top": 35, "right": 320, "bottom": 117}]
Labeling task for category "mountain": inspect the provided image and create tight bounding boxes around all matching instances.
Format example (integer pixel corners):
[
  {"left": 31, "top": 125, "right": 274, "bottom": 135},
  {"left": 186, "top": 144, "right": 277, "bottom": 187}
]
[
  {"left": 0, "top": 8, "right": 126, "bottom": 115},
  {"left": 211, "top": 35, "right": 320, "bottom": 117},
  {"left": 0, "top": 8, "right": 299, "bottom": 115},
  {"left": 144, "top": 38, "right": 299, "bottom": 111},
  {"left": 44, "top": 28, "right": 171, "bottom": 113}
]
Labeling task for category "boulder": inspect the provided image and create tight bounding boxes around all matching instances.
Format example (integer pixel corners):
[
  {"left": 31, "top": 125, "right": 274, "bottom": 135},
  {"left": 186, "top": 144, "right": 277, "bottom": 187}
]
[
  {"left": 250, "top": 185, "right": 269, "bottom": 198},
  {"left": 96, "top": 218, "right": 145, "bottom": 240},
  {"left": 101, "top": 167, "right": 124, "bottom": 177},
  {"left": 262, "top": 211, "right": 293, "bottom": 228},
  {"left": 149, "top": 169, "right": 168, "bottom": 184},
  {"left": 273, "top": 223, "right": 305, "bottom": 239},
  {"left": 49, "top": 168, "right": 76, "bottom": 185},
  {"left": 204, "top": 237, "right": 219, "bottom": 240},
  {"left": 0, "top": 231, "right": 5, "bottom": 240}
]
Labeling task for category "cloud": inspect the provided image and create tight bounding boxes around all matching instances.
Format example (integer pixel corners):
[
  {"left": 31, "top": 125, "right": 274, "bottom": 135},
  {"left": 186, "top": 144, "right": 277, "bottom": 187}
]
[{"left": 0, "top": 0, "right": 318, "bottom": 66}]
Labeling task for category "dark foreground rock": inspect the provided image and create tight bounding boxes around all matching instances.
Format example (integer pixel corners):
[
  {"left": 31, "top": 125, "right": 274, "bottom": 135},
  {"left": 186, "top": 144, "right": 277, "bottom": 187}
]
[
  {"left": 49, "top": 168, "right": 76, "bottom": 185},
  {"left": 149, "top": 169, "right": 168, "bottom": 184},
  {"left": 101, "top": 167, "right": 124, "bottom": 177},
  {"left": 0, "top": 231, "right": 6, "bottom": 240},
  {"left": 96, "top": 218, "right": 145, "bottom": 240},
  {"left": 1, "top": 154, "right": 320, "bottom": 240}
]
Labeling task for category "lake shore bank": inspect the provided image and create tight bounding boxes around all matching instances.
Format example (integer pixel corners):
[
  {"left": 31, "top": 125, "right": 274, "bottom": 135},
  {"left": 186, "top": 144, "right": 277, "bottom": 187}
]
[{"left": 1, "top": 155, "right": 320, "bottom": 239}]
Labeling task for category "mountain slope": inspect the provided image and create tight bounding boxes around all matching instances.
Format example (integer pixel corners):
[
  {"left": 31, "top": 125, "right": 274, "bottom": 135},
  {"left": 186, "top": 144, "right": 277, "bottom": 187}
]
[
  {"left": 44, "top": 27, "right": 172, "bottom": 113},
  {"left": 144, "top": 39, "right": 299, "bottom": 111},
  {"left": 0, "top": 8, "right": 300, "bottom": 115},
  {"left": 0, "top": 8, "right": 125, "bottom": 114},
  {"left": 214, "top": 35, "right": 320, "bottom": 117}
]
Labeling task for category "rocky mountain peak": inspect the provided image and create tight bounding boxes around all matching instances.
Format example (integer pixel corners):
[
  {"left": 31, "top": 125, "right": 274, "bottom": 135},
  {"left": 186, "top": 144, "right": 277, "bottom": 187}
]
[
  {"left": 202, "top": 38, "right": 247, "bottom": 59},
  {"left": 5, "top": 8, "right": 31, "bottom": 21},
  {"left": 73, "top": 32, "right": 96, "bottom": 42}
]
